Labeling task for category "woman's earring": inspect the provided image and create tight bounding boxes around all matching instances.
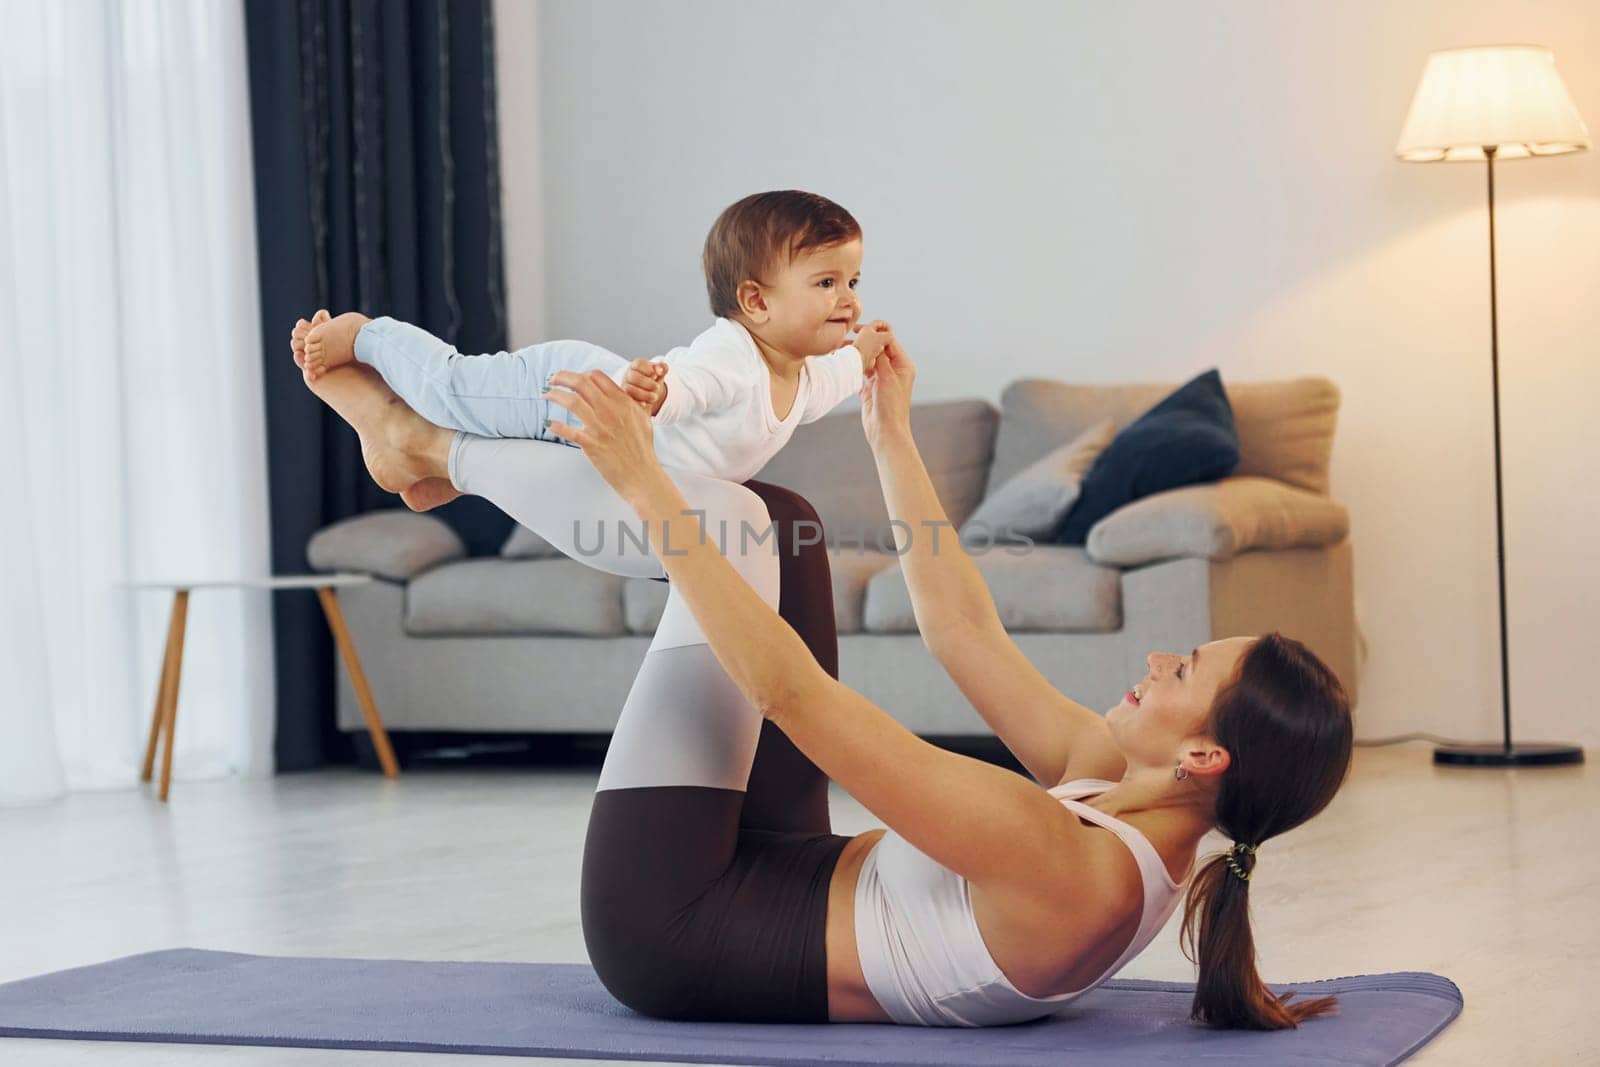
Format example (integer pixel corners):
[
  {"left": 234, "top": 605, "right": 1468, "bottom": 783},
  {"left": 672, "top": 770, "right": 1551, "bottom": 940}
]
[{"left": 1173, "top": 762, "right": 1190, "bottom": 782}]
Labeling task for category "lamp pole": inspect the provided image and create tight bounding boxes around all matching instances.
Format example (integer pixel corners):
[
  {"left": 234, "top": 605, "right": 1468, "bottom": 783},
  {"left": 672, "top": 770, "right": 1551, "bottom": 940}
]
[
  {"left": 1487, "top": 144, "right": 1512, "bottom": 752},
  {"left": 1432, "top": 144, "right": 1583, "bottom": 767}
]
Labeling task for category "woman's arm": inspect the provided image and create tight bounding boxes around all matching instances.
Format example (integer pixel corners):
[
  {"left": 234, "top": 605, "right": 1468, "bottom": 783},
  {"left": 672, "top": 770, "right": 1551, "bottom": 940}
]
[
  {"left": 858, "top": 343, "right": 1019, "bottom": 645},
  {"left": 541, "top": 368, "right": 1098, "bottom": 890},
  {"left": 862, "top": 346, "right": 1124, "bottom": 787}
]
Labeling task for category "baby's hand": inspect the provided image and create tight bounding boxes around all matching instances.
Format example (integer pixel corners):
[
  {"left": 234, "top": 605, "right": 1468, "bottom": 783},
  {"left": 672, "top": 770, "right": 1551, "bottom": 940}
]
[
  {"left": 852, "top": 320, "right": 894, "bottom": 370},
  {"left": 621, "top": 358, "right": 668, "bottom": 416}
]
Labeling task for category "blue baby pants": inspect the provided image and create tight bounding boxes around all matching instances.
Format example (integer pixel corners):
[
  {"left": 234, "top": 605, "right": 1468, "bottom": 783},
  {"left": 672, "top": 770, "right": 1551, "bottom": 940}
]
[{"left": 352, "top": 316, "right": 629, "bottom": 443}]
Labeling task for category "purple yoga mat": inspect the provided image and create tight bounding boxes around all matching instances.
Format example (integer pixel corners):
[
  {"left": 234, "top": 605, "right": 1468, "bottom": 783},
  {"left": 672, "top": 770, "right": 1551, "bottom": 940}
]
[{"left": 0, "top": 948, "right": 1460, "bottom": 1066}]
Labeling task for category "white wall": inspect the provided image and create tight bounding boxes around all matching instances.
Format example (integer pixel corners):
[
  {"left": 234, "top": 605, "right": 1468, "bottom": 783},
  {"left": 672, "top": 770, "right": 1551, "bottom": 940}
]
[
  {"left": 492, "top": 0, "right": 545, "bottom": 345},
  {"left": 499, "top": 0, "right": 1600, "bottom": 748}
]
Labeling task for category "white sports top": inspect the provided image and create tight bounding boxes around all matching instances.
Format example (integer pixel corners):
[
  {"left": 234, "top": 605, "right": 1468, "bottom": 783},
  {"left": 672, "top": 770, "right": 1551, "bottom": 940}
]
[
  {"left": 641, "top": 318, "right": 865, "bottom": 483},
  {"left": 852, "top": 778, "right": 1189, "bottom": 1027}
]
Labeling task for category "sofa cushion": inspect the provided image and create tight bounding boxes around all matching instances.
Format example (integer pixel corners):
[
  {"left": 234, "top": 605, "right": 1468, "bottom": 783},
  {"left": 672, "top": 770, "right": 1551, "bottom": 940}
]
[
  {"left": 753, "top": 399, "right": 999, "bottom": 547},
  {"left": 862, "top": 545, "right": 1122, "bottom": 634},
  {"left": 405, "top": 558, "right": 627, "bottom": 636},
  {"left": 991, "top": 375, "right": 1339, "bottom": 498},
  {"left": 623, "top": 548, "right": 897, "bottom": 636},
  {"left": 960, "top": 417, "right": 1114, "bottom": 543},
  {"left": 1055, "top": 369, "right": 1240, "bottom": 544},
  {"left": 308, "top": 510, "right": 465, "bottom": 581},
  {"left": 1086, "top": 476, "right": 1351, "bottom": 566}
]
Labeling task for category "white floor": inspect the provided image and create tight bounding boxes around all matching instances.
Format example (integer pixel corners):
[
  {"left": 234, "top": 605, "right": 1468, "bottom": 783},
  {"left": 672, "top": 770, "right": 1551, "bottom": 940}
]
[{"left": 1, "top": 744, "right": 1594, "bottom": 1065}]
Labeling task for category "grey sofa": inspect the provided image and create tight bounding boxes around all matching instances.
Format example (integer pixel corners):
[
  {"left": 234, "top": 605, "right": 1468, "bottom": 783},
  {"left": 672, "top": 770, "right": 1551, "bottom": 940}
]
[{"left": 307, "top": 377, "right": 1361, "bottom": 745}]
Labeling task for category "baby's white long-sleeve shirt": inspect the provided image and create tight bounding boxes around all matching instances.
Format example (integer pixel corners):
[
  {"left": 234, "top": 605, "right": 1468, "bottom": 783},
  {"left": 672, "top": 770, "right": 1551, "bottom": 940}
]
[{"left": 645, "top": 318, "right": 866, "bottom": 483}]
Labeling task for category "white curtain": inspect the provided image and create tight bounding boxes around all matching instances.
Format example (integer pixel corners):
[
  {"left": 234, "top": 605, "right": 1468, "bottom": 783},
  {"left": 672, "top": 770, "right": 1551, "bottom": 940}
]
[{"left": 0, "top": 0, "right": 276, "bottom": 805}]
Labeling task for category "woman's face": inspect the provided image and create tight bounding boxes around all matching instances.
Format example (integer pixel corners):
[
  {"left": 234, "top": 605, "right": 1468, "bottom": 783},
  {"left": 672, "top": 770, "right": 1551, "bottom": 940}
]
[{"left": 1106, "top": 636, "right": 1255, "bottom": 769}]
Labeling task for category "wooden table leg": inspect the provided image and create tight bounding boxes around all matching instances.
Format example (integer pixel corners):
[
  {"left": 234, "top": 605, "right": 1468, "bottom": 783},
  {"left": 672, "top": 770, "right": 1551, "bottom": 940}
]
[
  {"left": 317, "top": 586, "right": 399, "bottom": 779},
  {"left": 141, "top": 591, "right": 185, "bottom": 782},
  {"left": 157, "top": 589, "right": 190, "bottom": 802}
]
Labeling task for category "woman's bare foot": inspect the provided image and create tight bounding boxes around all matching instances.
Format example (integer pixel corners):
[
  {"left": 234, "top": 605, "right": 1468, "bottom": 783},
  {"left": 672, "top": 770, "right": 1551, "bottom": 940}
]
[
  {"left": 304, "top": 311, "right": 370, "bottom": 381},
  {"left": 291, "top": 313, "right": 459, "bottom": 506},
  {"left": 297, "top": 359, "right": 453, "bottom": 495},
  {"left": 399, "top": 477, "right": 462, "bottom": 512}
]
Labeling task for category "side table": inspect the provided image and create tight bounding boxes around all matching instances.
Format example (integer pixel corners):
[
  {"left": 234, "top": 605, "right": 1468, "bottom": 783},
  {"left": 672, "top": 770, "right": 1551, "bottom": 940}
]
[{"left": 121, "top": 574, "right": 399, "bottom": 800}]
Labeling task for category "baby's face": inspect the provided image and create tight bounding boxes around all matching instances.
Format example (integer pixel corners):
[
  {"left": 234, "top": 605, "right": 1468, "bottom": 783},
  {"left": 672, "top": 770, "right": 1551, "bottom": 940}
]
[{"left": 759, "top": 238, "right": 863, "bottom": 356}]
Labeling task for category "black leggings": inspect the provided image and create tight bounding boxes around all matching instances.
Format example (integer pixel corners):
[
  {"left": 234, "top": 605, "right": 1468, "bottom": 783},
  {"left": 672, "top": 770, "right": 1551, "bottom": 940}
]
[{"left": 580, "top": 480, "right": 849, "bottom": 1023}]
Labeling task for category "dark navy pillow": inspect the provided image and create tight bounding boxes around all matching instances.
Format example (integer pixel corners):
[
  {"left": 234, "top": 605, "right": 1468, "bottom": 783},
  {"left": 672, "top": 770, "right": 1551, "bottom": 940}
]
[{"left": 1052, "top": 369, "right": 1240, "bottom": 545}]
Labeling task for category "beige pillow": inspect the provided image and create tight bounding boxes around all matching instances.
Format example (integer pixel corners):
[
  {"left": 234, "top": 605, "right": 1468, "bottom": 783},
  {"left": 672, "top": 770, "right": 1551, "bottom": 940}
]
[
  {"left": 991, "top": 377, "right": 1339, "bottom": 498},
  {"left": 1086, "top": 476, "right": 1349, "bottom": 566},
  {"left": 1225, "top": 379, "right": 1340, "bottom": 496}
]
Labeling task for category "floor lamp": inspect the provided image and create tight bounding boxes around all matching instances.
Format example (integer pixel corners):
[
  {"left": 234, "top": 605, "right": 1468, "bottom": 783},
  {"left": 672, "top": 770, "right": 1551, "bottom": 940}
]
[{"left": 1396, "top": 45, "right": 1589, "bottom": 767}]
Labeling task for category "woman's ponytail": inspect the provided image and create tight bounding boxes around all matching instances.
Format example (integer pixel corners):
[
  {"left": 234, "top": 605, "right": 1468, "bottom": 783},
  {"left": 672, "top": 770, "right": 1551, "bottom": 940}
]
[{"left": 1178, "top": 633, "right": 1353, "bottom": 1030}]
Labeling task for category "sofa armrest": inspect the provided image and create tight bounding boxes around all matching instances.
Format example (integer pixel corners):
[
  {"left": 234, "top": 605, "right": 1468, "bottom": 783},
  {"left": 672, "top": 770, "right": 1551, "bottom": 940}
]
[
  {"left": 1085, "top": 476, "right": 1348, "bottom": 567},
  {"left": 307, "top": 510, "right": 466, "bottom": 581}
]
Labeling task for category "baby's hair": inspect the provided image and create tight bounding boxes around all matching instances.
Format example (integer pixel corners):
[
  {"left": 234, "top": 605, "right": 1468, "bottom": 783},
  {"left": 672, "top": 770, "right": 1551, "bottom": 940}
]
[{"left": 702, "top": 191, "right": 861, "bottom": 319}]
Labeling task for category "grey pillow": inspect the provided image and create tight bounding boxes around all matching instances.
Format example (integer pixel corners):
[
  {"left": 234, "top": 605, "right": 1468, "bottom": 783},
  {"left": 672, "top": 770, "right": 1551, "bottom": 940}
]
[
  {"left": 500, "top": 524, "right": 562, "bottom": 559},
  {"left": 960, "top": 417, "right": 1115, "bottom": 543},
  {"left": 307, "top": 511, "right": 465, "bottom": 581}
]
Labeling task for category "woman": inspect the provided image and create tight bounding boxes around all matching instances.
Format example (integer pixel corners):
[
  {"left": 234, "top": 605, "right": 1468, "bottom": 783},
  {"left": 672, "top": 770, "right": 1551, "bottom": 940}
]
[{"left": 297, "top": 334, "right": 1353, "bottom": 1031}]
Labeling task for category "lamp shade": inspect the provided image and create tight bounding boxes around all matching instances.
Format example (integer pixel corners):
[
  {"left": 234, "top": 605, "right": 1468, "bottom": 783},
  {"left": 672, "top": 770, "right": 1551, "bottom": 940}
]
[{"left": 1396, "top": 45, "right": 1590, "bottom": 162}]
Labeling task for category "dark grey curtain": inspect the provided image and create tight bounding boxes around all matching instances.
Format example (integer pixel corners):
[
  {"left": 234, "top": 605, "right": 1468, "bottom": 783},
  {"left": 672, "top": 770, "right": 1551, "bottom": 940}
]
[{"left": 245, "top": 0, "right": 512, "bottom": 771}]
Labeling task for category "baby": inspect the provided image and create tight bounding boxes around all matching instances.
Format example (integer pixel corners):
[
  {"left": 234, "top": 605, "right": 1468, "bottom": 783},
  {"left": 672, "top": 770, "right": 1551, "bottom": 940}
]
[{"left": 292, "top": 190, "right": 893, "bottom": 510}]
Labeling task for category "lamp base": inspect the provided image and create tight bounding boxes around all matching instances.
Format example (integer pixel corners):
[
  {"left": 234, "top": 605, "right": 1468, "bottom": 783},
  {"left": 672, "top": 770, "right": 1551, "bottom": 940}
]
[{"left": 1433, "top": 742, "right": 1585, "bottom": 767}]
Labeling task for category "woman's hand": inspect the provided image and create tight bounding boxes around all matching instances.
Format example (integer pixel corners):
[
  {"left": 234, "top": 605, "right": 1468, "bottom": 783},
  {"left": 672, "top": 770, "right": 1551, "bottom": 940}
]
[
  {"left": 542, "top": 369, "right": 668, "bottom": 505},
  {"left": 859, "top": 334, "right": 917, "bottom": 452}
]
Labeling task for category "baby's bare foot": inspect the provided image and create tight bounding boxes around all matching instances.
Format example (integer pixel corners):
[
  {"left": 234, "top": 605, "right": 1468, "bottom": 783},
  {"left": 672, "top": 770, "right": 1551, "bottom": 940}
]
[
  {"left": 297, "top": 362, "right": 450, "bottom": 494},
  {"left": 399, "top": 477, "right": 462, "bottom": 512},
  {"left": 304, "top": 311, "right": 369, "bottom": 380},
  {"left": 292, "top": 309, "right": 331, "bottom": 387},
  {"left": 290, "top": 309, "right": 331, "bottom": 372}
]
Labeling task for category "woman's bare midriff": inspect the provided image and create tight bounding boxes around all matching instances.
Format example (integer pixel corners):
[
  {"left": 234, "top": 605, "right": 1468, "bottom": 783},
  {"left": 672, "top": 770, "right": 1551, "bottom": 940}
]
[
  {"left": 821, "top": 813, "right": 1193, "bottom": 1024},
  {"left": 821, "top": 826, "right": 1096, "bottom": 1023},
  {"left": 823, "top": 829, "right": 893, "bottom": 1022}
]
